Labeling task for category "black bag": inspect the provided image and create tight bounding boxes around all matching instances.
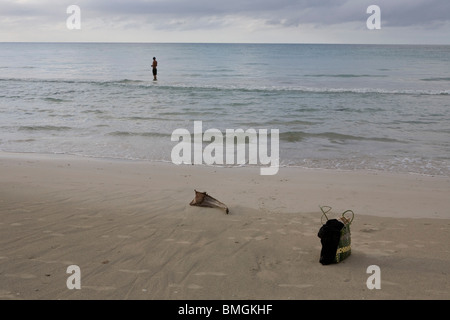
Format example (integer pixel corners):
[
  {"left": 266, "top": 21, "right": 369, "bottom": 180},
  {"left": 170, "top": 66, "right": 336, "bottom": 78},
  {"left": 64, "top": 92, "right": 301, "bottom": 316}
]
[{"left": 317, "top": 206, "right": 354, "bottom": 265}]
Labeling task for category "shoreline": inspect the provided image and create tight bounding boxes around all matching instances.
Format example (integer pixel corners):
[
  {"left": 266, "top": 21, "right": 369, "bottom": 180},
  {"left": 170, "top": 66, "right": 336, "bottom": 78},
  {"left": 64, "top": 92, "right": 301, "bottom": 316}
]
[
  {"left": 1, "top": 151, "right": 449, "bottom": 299},
  {"left": 1, "top": 151, "right": 449, "bottom": 219},
  {"left": 2, "top": 150, "right": 450, "bottom": 176}
]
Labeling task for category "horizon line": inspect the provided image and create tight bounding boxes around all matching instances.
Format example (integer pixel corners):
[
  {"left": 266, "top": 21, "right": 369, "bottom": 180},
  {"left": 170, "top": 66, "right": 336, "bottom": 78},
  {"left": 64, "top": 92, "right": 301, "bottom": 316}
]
[{"left": 1, "top": 41, "right": 449, "bottom": 46}]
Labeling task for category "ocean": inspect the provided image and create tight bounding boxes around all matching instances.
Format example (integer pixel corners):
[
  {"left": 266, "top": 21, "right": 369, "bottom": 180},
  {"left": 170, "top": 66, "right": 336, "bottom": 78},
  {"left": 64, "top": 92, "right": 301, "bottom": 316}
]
[{"left": 1, "top": 42, "right": 449, "bottom": 176}]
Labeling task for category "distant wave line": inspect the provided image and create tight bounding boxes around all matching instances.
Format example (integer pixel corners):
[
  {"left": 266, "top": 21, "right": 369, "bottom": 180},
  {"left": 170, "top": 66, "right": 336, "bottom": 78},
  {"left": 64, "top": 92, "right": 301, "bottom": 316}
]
[
  {"left": 153, "top": 84, "right": 450, "bottom": 96},
  {"left": 108, "top": 131, "right": 170, "bottom": 138},
  {"left": 304, "top": 74, "right": 388, "bottom": 78},
  {"left": 421, "top": 77, "right": 450, "bottom": 82},
  {"left": 1, "top": 77, "right": 448, "bottom": 96},
  {"left": 18, "top": 125, "right": 72, "bottom": 131},
  {"left": 280, "top": 131, "right": 402, "bottom": 143}
]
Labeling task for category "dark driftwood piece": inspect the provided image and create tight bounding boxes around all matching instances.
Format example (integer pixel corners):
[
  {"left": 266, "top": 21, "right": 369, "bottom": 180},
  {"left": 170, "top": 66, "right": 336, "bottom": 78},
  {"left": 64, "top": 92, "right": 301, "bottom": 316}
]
[{"left": 189, "top": 190, "right": 229, "bottom": 214}]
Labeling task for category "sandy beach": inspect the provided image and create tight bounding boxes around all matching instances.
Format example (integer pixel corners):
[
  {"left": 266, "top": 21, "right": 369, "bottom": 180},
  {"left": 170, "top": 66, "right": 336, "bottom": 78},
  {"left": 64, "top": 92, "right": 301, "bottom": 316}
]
[{"left": 1, "top": 151, "right": 449, "bottom": 300}]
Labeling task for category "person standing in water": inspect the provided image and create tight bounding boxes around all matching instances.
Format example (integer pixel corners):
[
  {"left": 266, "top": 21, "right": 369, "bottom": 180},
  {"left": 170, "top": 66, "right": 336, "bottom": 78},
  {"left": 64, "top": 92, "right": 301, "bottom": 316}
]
[{"left": 152, "top": 57, "right": 158, "bottom": 81}]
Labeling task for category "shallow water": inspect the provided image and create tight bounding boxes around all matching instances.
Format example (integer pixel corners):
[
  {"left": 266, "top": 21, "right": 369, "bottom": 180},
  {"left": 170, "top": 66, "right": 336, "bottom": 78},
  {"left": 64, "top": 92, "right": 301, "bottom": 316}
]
[{"left": 1, "top": 43, "right": 449, "bottom": 175}]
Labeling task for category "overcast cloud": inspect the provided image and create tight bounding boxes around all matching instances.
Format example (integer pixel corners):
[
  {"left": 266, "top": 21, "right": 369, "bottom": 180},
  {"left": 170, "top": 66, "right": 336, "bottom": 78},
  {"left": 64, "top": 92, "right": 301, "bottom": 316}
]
[{"left": 1, "top": 0, "right": 449, "bottom": 43}]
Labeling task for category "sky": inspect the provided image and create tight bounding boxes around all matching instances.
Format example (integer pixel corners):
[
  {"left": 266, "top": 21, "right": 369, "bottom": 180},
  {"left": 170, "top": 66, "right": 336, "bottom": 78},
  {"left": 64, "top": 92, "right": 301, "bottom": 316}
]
[{"left": 1, "top": 0, "right": 449, "bottom": 44}]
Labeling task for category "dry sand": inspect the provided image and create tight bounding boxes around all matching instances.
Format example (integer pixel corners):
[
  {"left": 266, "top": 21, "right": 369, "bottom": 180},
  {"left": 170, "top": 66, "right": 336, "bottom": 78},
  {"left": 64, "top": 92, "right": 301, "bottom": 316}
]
[{"left": 1, "top": 152, "right": 449, "bottom": 300}]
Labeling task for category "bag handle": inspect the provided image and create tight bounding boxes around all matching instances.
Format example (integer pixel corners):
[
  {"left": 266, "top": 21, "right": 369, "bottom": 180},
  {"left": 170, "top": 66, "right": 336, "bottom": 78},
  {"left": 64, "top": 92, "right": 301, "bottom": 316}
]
[
  {"left": 341, "top": 209, "right": 354, "bottom": 224},
  {"left": 320, "top": 206, "right": 354, "bottom": 225},
  {"left": 320, "top": 206, "right": 332, "bottom": 224}
]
